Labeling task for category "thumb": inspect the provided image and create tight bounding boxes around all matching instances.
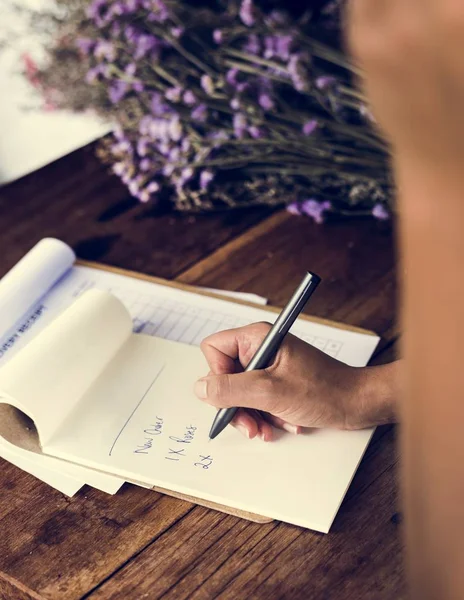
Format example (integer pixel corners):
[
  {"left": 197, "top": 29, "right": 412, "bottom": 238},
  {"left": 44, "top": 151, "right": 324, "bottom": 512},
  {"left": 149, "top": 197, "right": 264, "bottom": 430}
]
[{"left": 194, "top": 370, "right": 278, "bottom": 412}]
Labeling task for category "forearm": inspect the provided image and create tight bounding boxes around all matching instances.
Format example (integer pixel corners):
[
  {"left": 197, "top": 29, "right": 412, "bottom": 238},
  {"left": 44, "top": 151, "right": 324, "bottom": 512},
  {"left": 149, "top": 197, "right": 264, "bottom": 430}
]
[
  {"left": 397, "top": 158, "right": 464, "bottom": 598},
  {"left": 346, "top": 360, "right": 401, "bottom": 429}
]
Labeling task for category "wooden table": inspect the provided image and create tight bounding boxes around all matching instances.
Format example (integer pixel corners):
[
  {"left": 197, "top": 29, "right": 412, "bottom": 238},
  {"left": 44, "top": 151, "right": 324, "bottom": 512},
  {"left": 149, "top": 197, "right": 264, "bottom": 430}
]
[{"left": 0, "top": 145, "right": 404, "bottom": 599}]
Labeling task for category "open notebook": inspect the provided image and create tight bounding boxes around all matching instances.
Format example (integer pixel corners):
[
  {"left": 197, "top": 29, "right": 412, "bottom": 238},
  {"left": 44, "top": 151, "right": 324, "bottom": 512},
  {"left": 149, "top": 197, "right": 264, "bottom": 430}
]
[{"left": 0, "top": 239, "right": 380, "bottom": 533}]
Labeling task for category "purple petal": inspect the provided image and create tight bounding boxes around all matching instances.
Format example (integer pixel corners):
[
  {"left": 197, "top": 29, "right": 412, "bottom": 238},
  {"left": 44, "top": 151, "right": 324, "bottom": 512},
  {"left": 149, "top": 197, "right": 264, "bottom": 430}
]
[
  {"left": 240, "top": 0, "right": 257, "bottom": 27},
  {"left": 191, "top": 103, "right": 208, "bottom": 122},
  {"left": 183, "top": 90, "right": 196, "bottom": 106},
  {"left": 286, "top": 202, "right": 302, "bottom": 216},
  {"left": 372, "top": 204, "right": 389, "bottom": 221},
  {"left": 315, "top": 75, "right": 336, "bottom": 90},
  {"left": 258, "top": 93, "right": 274, "bottom": 111},
  {"left": 302, "top": 120, "right": 318, "bottom": 136},
  {"left": 165, "top": 86, "right": 183, "bottom": 102},
  {"left": 200, "top": 170, "right": 214, "bottom": 190}
]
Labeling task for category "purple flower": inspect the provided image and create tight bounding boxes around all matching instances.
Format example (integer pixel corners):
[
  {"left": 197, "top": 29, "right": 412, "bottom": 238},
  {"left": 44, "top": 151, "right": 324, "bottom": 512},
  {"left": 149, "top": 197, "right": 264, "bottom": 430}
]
[
  {"left": 243, "top": 34, "right": 260, "bottom": 55},
  {"left": 165, "top": 86, "right": 183, "bottom": 102},
  {"left": 233, "top": 113, "right": 247, "bottom": 138},
  {"left": 240, "top": 0, "right": 257, "bottom": 27},
  {"left": 201, "top": 74, "right": 214, "bottom": 96},
  {"left": 76, "top": 37, "right": 95, "bottom": 55},
  {"left": 265, "top": 9, "right": 289, "bottom": 27},
  {"left": 226, "top": 68, "right": 239, "bottom": 86},
  {"left": 208, "top": 130, "right": 229, "bottom": 146},
  {"left": 85, "top": 64, "right": 106, "bottom": 84},
  {"left": 137, "top": 137, "right": 150, "bottom": 157},
  {"left": 134, "top": 34, "right": 158, "bottom": 60},
  {"left": 200, "top": 170, "right": 214, "bottom": 190},
  {"left": 301, "top": 199, "right": 331, "bottom": 224},
  {"left": 183, "top": 90, "right": 196, "bottom": 105},
  {"left": 139, "top": 158, "right": 152, "bottom": 171},
  {"left": 230, "top": 98, "right": 240, "bottom": 110},
  {"left": 168, "top": 147, "right": 180, "bottom": 162},
  {"left": 86, "top": 0, "right": 108, "bottom": 26},
  {"left": 372, "top": 204, "right": 389, "bottom": 221},
  {"left": 146, "top": 0, "right": 169, "bottom": 22},
  {"left": 286, "top": 202, "right": 302, "bottom": 216},
  {"left": 146, "top": 180, "right": 160, "bottom": 193},
  {"left": 139, "top": 115, "right": 153, "bottom": 135},
  {"left": 179, "top": 167, "right": 194, "bottom": 186},
  {"left": 125, "top": 63, "right": 136, "bottom": 76},
  {"left": 258, "top": 93, "right": 274, "bottom": 111},
  {"left": 128, "top": 179, "right": 140, "bottom": 196},
  {"left": 171, "top": 26, "right": 184, "bottom": 38},
  {"left": 275, "top": 35, "right": 293, "bottom": 61},
  {"left": 213, "top": 29, "right": 223, "bottom": 44},
  {"left": 264, "top": 36, "right": 275, "bottom": 59},
  {"left": 124, "top": 25, "right": 137, "bottom": 43},
  {"left": 151, "top": 93, "right": 169, "bottom": 115},
  {"left": 109, "top": 80, "right": 128, "bottom": 104},
  {"left": 288, "top": 54, "right": 310, "bottom": 93},
  {"left": 112, "top": 162, "right": 126, "bottom": 176},
  {"left": 191, "top": 103, "right": 208, "bottom": 122},
  {"left": 248, "top": 126, "right": 264, "bottom": 139},
  {"left": 315, "top": 76, "right": 336, "bottom": 90},
  {"left": 302, "top": 120, "right": 318, "bottom": 136}
]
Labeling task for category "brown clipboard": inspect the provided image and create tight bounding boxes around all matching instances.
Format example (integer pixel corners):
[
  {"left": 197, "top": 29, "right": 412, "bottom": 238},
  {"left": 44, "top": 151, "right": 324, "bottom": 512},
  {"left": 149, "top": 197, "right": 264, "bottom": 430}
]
[{"left": 76, "top": 260, "right": 379, "bottom": 524}]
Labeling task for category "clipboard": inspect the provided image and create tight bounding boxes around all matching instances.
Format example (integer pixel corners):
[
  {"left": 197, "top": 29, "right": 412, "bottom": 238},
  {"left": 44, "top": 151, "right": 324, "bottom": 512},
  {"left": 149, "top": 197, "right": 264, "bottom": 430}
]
[{"left": 78, "top": 259, "right": 378, "bottom": 524}]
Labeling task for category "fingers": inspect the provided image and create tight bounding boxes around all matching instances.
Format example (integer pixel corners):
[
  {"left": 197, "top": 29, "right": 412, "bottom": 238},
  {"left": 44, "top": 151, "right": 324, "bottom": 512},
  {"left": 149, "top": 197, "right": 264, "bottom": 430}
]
[
  {"left": 194, "top": 369, "right": 279, "bottom": 413},
  {"left": 231, "top": 409, "right": 301, "bottom": 441},
  {"left": 231, "top": 409, "right": 274, "bottom": 441},
  {"left": 200, "top": 322, "right": 272, "bottom": 374}
]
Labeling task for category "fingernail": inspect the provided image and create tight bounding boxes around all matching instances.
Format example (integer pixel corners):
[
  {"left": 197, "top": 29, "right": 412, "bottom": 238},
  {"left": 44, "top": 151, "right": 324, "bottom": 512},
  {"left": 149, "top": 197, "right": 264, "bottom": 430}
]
[
  {"left": 235, "top": 424, "right": 250, "bottom": 439},
  {"left": 282, "top": 423, "right": 299, "bottom": 434},
  {"left": 194, "top": 379, "right": 207, "bottom": 399}
]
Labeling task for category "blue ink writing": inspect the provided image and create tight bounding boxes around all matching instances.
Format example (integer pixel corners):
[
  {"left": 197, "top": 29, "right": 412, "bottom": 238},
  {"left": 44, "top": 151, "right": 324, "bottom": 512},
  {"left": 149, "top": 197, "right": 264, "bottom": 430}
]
[
  {"left": 194, "top": 454, "right": 214, "bottom": 470},
  {"left": 134, "top": 416, "right": 163, "bottom": 454}
]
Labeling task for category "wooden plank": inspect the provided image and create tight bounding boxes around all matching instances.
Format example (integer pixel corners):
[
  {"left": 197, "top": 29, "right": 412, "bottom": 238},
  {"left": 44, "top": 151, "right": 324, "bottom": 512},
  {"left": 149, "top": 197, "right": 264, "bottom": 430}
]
[
  {"left": 0, "top": 145, "right": 271, "bottom": 280},
  {"left": 178, "top": 212, "right": 398, "bottom": 346},
  {"left": 0, "top": 571, "right": 46, "bottom": 600},
  {"left": 85, "top": 342, "right": 403, "bottom": 600}
]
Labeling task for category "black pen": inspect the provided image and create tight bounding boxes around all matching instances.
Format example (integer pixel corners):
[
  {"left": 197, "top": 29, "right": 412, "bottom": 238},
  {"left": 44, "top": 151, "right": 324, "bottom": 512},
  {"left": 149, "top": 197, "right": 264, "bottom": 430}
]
[{"left": 208, "top": 271, "right": 321, "bottom": 440}]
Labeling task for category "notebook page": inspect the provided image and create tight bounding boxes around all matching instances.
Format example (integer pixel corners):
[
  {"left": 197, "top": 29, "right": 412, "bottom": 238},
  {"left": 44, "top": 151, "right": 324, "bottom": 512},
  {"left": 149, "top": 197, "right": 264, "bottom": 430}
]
[
  {"left": 0, "top": 285, "right": 130, "bottom": 495},
  {"left": 38, "top": 300, "right": 379, "bottom": 533},
  {"left": 0, "top": 238, "right": 74, "bottom": 339},
  {"left": 0, "top": 290, "right": 131, "bottom": 446}
]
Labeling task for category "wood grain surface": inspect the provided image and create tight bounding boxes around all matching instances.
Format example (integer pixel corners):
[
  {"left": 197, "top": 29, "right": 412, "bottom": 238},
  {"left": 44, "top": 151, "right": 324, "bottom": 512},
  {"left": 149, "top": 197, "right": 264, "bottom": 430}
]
[{"left": 0, "top": 146, "right": 403, "bottom": 599}]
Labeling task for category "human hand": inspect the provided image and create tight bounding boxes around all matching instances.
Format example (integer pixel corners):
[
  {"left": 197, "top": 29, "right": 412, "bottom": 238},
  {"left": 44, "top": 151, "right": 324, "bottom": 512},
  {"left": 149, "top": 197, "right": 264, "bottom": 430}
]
[
  {"left": 194, "top": 323, "right": 395, "bottom": 441},
  {"left": 347, "top": 1, "right": 464, "bottom": 169}
]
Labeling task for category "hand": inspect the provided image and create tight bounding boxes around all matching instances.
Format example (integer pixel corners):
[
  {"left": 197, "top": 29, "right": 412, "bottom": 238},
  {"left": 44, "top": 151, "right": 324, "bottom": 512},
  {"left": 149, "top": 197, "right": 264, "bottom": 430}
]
[
  {"left": 347, "top": 1, "right": 464, "bottom": 169},
  {"left": 194, "top": 322, "right": 396, "bottom": 441}
]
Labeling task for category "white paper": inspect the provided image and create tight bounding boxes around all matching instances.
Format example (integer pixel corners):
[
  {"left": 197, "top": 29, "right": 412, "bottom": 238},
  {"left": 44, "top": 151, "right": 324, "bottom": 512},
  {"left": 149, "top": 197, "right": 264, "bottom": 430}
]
[
  {"left": 0, "top": 238, "right": 74, "bottom": 338},
  {"left": 0, "top": 0, "right": 111, "bottom": 185}
]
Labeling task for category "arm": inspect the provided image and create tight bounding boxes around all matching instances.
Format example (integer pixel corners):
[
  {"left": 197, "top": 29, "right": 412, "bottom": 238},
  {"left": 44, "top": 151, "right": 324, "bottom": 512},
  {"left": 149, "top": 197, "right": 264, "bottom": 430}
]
[{"left": 347, "top": 1, "right": 464, "bottom": 596}]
